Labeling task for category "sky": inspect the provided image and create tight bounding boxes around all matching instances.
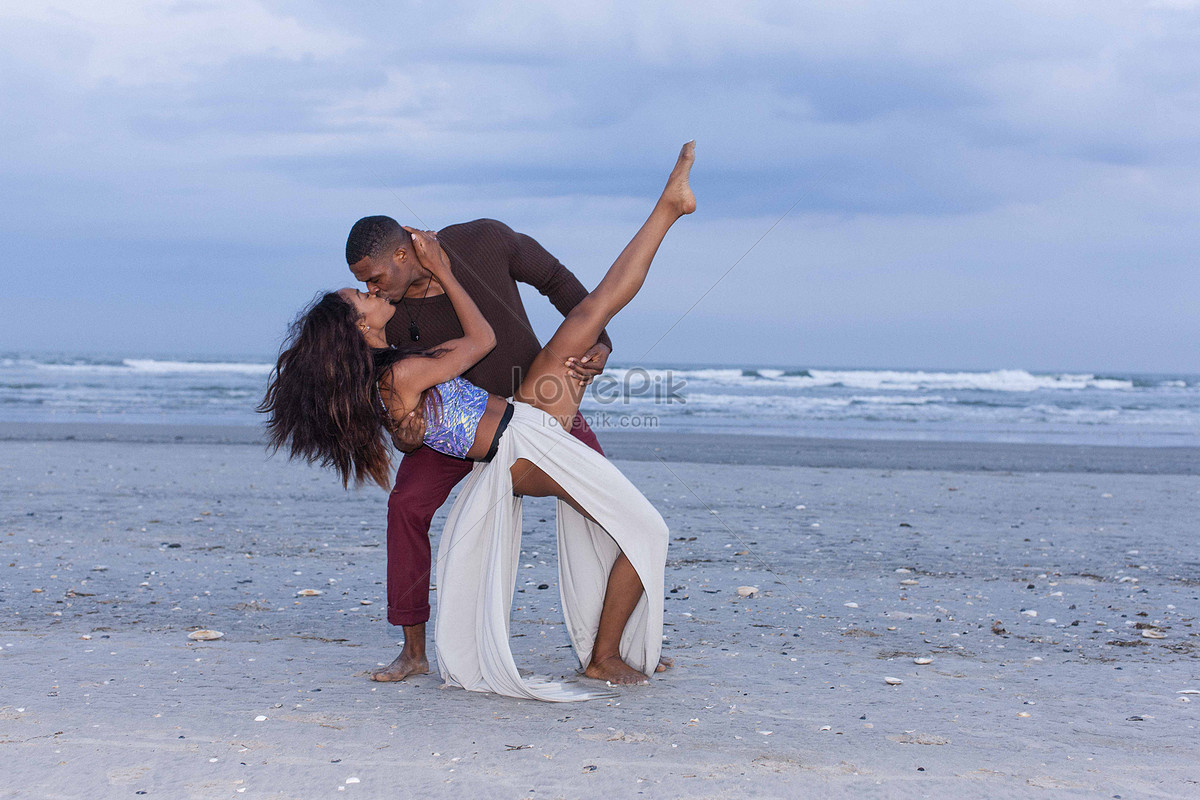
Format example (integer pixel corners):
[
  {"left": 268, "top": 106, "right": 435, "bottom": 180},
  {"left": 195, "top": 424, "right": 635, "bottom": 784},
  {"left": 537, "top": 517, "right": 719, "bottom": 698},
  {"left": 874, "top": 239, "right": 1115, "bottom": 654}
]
[{"left": 2, "top": 0, "right": 1198, "bottom": 372}]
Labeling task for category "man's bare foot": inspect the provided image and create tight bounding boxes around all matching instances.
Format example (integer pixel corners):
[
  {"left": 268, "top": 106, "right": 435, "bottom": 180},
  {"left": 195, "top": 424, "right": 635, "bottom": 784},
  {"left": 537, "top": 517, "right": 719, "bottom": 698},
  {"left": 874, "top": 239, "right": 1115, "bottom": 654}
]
[
  {"left": 656, "top": 655, "right": 674, "bottom": 673},
  {"left": 369, "top": 651, "right": 429, "bottom": 682},
  {"left": 661, "top": 141, "right": 697, "bottom": 217},
  {"left": 585, "top": 654, "right": 649, "bottom": 685}
]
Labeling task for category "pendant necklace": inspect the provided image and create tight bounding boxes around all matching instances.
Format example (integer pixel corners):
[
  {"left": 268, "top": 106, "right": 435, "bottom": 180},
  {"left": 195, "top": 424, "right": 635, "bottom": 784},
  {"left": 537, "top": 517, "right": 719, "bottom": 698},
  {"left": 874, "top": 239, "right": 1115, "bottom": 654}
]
[{"left": 400, "top": 279, "right": 432, "bottom": 342}]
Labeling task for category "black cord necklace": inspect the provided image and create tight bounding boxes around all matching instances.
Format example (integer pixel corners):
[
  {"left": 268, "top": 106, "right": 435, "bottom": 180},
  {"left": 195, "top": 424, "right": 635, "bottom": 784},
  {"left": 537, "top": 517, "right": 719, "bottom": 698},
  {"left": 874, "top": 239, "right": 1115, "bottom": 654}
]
[{"left": 399, "top": 279, "right": 432, "bottom": 341}]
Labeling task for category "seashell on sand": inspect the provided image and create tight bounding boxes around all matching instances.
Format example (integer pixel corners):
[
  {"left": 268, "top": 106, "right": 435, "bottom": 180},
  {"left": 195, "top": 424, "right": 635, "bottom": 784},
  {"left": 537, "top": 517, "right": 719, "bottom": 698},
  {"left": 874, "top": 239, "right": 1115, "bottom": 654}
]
[
  {"left": 188, "top": 630, "right": 224, "bottom": 641},
  {"left": 913, "top": 657, "right": 933, "bottom": 665},
  {"left": 736, "top": 586, "right": 759, "bottom": 597},
  {"left": 884, "top": 676, "right": 903, "bottom": 685},
  {"left": 297, "top": 589, "right": 323, "bottom": 597}
]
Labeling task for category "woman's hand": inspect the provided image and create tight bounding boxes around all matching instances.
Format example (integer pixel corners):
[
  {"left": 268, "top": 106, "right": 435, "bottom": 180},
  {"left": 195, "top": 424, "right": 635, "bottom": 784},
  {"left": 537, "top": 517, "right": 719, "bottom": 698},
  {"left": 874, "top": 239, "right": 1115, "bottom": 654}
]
[{"left": 403, "top": 226, "right": 453, "bottom": 282}]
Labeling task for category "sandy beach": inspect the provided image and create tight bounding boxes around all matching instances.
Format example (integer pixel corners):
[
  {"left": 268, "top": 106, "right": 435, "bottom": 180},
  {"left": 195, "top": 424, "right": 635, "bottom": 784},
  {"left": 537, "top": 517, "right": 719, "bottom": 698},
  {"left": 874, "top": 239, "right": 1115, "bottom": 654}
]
[{"left": 2, "top": 427, "right": 1199, "bottom": 798}]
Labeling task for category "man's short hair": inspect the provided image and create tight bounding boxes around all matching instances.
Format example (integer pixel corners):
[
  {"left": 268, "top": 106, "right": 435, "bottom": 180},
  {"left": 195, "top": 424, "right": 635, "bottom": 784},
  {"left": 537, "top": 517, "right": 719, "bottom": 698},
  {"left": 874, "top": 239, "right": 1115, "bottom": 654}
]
[{"left": 345, "top": 215, "right": 408, "bottom": 266}]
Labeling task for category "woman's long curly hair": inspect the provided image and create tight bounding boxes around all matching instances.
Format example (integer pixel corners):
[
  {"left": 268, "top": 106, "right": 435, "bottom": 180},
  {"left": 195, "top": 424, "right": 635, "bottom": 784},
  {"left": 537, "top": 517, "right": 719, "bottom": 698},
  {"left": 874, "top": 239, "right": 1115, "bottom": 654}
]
[{"left": 258, "top": 292, "right": 440, "bottom": 490}]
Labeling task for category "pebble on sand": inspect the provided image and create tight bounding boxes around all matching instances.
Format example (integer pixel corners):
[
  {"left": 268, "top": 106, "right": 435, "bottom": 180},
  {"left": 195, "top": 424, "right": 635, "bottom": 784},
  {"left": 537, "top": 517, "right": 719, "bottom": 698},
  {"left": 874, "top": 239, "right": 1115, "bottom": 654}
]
[
  {"left": 1141, "top": 629, "right": 1166, "bottom": 639},
  {"left": 254, "top": 715, "right": 267, "bottom": 722},
  {"left": 297, "top": 589, "right": 323, "bottom": 597},
  {"left": 187, "top": 630, "right": 223, "bottom": 641},
  {"left": 884, "top": 677, "right": 903, "bottom": 685},
  {"left": 914, "top": 657, "right": 933, "bottom": 665},
  {"left": 737, "top": 586, "right": 759, "bottom": 597}
]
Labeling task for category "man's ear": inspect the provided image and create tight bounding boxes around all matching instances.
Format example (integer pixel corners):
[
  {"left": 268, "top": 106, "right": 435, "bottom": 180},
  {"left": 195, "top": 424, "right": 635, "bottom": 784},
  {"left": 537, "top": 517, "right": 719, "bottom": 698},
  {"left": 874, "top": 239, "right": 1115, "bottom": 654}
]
[{"left": 391, "top": 245, "right": 407, "bottom": 266}]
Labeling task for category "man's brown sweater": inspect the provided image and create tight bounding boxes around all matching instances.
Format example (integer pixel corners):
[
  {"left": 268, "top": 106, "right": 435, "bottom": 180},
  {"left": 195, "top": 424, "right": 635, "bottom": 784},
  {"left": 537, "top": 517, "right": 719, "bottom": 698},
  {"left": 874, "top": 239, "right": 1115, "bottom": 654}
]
[{"left": 383, "top": 218, "right": 611, "bottom": 397}]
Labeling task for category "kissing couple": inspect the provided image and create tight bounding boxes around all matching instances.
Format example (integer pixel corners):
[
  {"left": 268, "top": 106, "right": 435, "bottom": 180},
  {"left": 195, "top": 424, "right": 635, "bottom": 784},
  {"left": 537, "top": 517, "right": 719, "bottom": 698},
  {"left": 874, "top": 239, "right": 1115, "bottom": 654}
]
[{"left": 261, "top": 143, "right": 696, "bottom": 701}]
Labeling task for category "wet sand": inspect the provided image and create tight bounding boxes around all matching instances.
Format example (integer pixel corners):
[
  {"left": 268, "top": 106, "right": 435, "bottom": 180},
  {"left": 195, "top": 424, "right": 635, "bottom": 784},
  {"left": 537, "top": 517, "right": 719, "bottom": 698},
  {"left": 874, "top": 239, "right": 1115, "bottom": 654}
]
[
  {"left": 1, "top": 426, "right": 1198, "bottom": 798},
  {"left": 2, "top": 421, "right": 1197, "bottom": 474}
]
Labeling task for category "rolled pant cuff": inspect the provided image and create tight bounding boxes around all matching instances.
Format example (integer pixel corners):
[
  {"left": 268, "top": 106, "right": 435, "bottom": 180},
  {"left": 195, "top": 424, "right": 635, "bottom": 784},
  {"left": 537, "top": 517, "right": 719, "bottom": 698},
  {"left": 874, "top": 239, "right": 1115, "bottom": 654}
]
[{"left": 388, "top": 603, "right": 431, "bottom": 627}]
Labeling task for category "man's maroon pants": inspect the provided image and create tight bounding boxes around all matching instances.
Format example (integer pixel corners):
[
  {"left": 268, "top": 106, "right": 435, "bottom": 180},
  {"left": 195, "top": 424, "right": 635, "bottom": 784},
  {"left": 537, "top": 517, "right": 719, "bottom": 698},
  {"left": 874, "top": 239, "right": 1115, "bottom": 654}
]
[{"left": 386, "top": 412, "right": 604, "bottom": 626}]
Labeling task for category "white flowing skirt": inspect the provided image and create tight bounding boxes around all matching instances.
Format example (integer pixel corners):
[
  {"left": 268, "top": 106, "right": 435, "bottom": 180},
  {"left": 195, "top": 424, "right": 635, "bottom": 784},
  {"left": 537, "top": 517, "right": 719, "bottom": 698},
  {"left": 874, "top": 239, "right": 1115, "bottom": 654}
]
[{"left": 433, "top": 401, "right": 668, "bottom": 702}]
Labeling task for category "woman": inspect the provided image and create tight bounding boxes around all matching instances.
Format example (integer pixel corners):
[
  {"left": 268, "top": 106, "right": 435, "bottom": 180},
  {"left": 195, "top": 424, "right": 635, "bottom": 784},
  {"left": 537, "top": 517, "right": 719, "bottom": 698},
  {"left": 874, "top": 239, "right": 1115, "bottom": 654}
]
[{"left": 262, "top": 142, "right": 695, "bottom": 700}]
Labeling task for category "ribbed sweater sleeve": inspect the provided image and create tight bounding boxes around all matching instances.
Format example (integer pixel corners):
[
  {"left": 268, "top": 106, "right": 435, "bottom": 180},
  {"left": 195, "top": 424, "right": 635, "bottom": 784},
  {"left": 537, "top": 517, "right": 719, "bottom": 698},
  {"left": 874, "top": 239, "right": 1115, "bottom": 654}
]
[{"left": 505, "top": 225, "right": 614, "bottom": 353}]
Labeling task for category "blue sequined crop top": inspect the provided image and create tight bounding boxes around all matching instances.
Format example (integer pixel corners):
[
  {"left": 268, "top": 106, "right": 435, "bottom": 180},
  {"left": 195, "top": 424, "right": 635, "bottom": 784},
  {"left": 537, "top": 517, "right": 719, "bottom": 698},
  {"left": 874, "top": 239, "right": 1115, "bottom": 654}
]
[{"left": 421, "top": 376, "right": 491, "bottom": 458}]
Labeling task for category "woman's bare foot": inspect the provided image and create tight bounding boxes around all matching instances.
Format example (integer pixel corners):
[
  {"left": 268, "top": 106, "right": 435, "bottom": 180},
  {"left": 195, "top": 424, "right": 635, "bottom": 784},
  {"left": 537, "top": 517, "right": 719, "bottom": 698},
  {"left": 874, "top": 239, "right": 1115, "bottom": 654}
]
[
  {"left": 585, "top": 654, "right": 649, "bottom": 685},
  {"left": 369, "top": 651, "right": 429, "bottom": 682},
  {"left": 661, "top": 141, "right": 697, "bottom": 217},
  {"left": 656, "top": 655, "right": 674, "bottom": 673}
]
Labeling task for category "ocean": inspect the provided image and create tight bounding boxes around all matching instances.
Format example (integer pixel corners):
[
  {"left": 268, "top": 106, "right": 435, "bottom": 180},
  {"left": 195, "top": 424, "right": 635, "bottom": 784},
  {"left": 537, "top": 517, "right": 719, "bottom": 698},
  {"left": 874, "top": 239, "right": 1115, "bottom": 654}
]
[{"left": 2, "top": 353, "right": 1197, "bottom": 446}]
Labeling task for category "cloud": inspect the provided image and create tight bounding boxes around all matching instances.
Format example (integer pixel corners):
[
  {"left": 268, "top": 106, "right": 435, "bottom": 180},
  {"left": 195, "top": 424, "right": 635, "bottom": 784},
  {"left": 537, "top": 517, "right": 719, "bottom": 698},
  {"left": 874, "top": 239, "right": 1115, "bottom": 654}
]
[
  {"left": 1, "top": 1, "right": 1199, "bottom": 370},
  {"left": 1, "top": 1, "right": 356, "bottom": 86}
]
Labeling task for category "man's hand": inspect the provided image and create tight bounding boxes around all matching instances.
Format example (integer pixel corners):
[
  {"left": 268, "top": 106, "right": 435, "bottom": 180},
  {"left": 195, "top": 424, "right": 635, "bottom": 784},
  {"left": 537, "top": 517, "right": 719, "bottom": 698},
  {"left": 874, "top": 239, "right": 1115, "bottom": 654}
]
[
  {"left": 389, "top": 409, "right": 427, "bottom": 454},
  {"left": 565, "top": 342, "right": 610, "bottom": 386}
]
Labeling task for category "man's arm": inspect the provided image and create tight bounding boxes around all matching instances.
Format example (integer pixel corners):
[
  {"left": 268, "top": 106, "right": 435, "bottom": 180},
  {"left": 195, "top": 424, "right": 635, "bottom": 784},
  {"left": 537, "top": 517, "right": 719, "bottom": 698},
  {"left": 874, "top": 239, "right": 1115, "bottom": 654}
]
[
  {"left": 504, "top": 224, "right": 613, "bottom": 349},
  {"left": 502, "top": 222, "right": 612, "bottom": 382}
]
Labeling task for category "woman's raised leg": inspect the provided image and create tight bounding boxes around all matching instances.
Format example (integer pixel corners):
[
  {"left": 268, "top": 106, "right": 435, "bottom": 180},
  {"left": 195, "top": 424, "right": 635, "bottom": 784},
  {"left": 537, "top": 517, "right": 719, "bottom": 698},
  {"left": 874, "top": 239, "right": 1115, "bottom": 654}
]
[
  {"left": 514, "top": 141, "right": 695, "bottom": 428},
  {"left": 509, "top": 143, "right": 694, "bottom": 685}
]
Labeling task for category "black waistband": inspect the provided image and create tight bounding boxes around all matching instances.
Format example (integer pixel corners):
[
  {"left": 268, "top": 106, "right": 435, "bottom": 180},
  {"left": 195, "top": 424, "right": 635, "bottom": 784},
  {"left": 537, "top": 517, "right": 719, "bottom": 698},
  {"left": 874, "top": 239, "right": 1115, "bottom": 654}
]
[{"left": 480, "top": 402, "right": 515, "bottom": 463}]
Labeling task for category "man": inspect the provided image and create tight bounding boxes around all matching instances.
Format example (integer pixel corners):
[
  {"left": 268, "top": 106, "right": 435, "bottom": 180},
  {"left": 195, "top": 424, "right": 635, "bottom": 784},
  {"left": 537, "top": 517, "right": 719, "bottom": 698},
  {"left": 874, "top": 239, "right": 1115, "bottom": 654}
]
[{"left": 346, "top": 215, "right": 612, "bottom": 681}]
